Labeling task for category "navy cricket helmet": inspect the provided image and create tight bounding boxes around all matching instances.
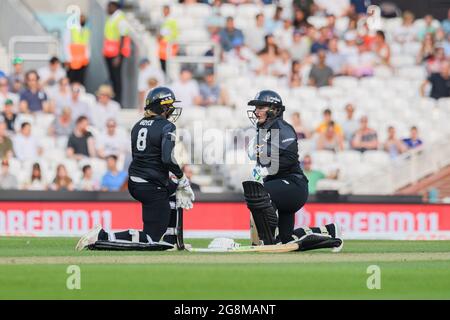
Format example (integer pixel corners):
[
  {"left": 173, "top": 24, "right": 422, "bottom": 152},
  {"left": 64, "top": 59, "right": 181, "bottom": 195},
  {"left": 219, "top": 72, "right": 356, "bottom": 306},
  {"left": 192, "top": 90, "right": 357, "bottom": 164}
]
[
  {"left": 145, "top": 87, "right": 182, "bottom": 122},
  {"left": 247, "top": 90, "right": 285, "bottom": 125}
]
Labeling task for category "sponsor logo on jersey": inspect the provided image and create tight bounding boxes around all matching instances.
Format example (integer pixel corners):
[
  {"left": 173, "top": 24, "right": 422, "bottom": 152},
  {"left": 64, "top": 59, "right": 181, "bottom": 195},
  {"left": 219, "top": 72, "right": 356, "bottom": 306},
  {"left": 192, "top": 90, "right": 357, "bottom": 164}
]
[
  {"left": 282, "top": 138, "right": 295, "bottom": 143},
  {"left": 139, "top": 120, "right": 154, "bottom": 126}
]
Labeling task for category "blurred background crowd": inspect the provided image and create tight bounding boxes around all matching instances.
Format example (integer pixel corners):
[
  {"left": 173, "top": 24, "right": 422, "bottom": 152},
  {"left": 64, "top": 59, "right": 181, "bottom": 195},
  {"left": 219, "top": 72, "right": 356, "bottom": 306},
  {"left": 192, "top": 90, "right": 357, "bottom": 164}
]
[{"left": 0, "top": 0, "right": 449, "bottom": 201}]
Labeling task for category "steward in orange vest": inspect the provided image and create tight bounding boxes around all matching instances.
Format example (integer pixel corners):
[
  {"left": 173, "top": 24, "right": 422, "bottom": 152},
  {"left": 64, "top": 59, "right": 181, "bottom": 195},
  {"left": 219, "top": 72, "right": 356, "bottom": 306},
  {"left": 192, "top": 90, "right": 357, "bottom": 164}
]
[
  {"left": 103, "top": 1, "right": 131, "bottom": 104},
  {"left": 65, "top": 14, "right": 91, "bottom": 85}
]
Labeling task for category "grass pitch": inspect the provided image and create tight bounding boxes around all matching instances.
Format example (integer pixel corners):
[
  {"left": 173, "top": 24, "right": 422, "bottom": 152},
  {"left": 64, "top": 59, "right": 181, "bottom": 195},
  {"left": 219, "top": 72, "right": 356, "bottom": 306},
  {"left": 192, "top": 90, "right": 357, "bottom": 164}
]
[{"left": 0, "top": 237, "right": 449, "bottom": 299}]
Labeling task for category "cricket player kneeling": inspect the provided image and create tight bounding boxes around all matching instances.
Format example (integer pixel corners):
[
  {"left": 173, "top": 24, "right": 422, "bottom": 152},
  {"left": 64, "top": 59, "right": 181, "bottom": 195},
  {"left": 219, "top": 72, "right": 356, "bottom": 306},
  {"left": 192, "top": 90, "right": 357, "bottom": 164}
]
[
  {"left": 76, "top": 87, "right": 192, "bottom": 251},
  {"left": 245, "top": 90, "right": 343, "bottom": 252}
]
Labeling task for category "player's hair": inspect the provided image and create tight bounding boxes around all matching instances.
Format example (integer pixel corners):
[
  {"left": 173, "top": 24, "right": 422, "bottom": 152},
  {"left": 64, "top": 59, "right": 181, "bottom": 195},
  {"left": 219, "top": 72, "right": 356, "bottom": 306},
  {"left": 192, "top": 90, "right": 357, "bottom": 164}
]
[{"left": 144, "top": 109, "right": 158, "bottom": 118}]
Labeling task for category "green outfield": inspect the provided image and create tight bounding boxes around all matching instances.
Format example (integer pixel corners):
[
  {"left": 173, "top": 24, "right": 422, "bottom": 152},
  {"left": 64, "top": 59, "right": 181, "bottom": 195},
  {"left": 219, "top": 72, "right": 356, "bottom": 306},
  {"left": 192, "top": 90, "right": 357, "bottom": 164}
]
[{"left": 0, "top": 237, "right": 450, "bottom": 300}]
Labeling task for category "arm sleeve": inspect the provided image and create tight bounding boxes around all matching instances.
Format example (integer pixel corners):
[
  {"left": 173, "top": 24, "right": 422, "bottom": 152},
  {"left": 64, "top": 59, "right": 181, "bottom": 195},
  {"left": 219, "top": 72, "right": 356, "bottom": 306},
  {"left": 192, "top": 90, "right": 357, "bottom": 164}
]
[
  {"left": 266, "top": 124, "right": 299, "bottom": 175},
  {"left": 161, "top": 123, "right": 184, "bottom": 179}
]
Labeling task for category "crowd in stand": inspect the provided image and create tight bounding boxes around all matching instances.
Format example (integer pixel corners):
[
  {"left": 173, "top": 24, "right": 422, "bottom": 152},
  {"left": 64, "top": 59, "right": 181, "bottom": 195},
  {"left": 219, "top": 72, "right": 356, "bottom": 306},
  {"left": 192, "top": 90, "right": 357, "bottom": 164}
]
[
  {"left": 1, "top": 0, "right": 450, "bottom": 192},
  {"left": 0, "top": 54, "right": 133, "bottom": 191}
]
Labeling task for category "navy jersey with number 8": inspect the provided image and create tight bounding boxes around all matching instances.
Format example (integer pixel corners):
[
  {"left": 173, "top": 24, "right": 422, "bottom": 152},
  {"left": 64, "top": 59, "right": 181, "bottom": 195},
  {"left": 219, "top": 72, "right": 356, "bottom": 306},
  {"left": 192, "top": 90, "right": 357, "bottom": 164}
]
[{"left": 128, "top": 115, "right": 184, "bottom": 187}]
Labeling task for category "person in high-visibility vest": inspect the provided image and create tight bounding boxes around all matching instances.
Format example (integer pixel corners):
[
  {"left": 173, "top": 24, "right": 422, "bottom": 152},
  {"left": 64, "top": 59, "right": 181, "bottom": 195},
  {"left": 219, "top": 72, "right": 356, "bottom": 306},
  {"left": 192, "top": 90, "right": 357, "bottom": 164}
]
[
  {"left": 103, "top": 0, "right": 131, "bottom": 104},
  {"left": 64, "top": 14, "right": 91, "bottom": 86},
  {"left": 158, "top": 5, "right": 179, "bottom": 73}
]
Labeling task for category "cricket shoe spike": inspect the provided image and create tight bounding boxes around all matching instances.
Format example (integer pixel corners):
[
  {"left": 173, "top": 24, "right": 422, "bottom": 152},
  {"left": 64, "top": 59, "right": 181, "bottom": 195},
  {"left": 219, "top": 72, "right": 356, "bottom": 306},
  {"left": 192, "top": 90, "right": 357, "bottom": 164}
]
[{"left": 75, "top": 225, "right": 102, "bottom": 251}]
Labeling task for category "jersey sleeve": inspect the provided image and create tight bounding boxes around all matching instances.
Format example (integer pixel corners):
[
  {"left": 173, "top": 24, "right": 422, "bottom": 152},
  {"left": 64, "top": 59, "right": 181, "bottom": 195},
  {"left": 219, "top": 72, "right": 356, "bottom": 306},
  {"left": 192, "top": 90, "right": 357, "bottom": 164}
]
[
  {"left": 263, "top": 122, "right": 299, "bottom": 175},
  {"left": 161, "top": 122, "right": 184, "bottom": 179}
]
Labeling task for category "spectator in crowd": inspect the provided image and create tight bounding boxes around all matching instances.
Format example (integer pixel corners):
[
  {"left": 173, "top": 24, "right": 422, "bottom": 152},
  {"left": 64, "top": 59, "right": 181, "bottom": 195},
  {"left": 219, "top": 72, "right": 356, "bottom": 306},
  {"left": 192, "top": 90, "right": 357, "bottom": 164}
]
[
  {"left": 421, "top": 61, "right": 450, "bottom": 99},
  {"left": 316, "top": 109, "right": 343, "bottom": 136},
  {"left": 345, "top": 42, "right": 377, "bottom": 77},
  {"left": 373, "top": 30, "right": 391, "bottom": 66},
  {"left": 417, "top": 33, "right": 436, "bottom": 63},
  {"left": 317, "top": 121, "right": 345, "bottom": 152},
  {"left": 19, "top": 70, "right": 50, "bottom": 113},
  {"left": 351, "top": 116, "right": 379, "bottom": 152},
  {"left": 171, "top": 68, "right": 201, "bottom": 108},
  {"left": 68, "top": 82, "right": 92, "bottom": 122},
  {"left": 182, "top": 164, "right": 200, "bottom": 191},
  {"left": 23, "top": 163, "right": 47, "bottom": 191},
  {"left": 92, "top": 85, "right": 120, "bottom": 129},
  {"left": 340, "top": 27, "right": 359, "bottom": 58},
  {"left": 289, "top": 60, "right": 303, "bottom": 88},
  {"left": 302, "top": 155, "right": 326, "bottom": 195},
  {"left": 325, "top": 14, "right": 338, "bottom": 38},
  {"left": 96, "top": 119, "right": 128, "bottom": 159},
  {"left": 266, "top": 6, "right": 283, "bottom": 34},
  {"left": 158, "top": 5, "right": 179, "bottom": 73},
  {"left": 435, "top": 28, "right": 447, "bottom": 46},
  {"left": 255, "top": 35, "right": 280, "bottom": 75},
  {"left": 349, "top": 0, "right": 370, "bottom": 15},
  {"left": 49, "top": 107, "right": 73, "bottom": 137},
  {"left": 8, "top": 57, "right": 25, "bottom": 94},
  {"left": 444, "top": 33, "right": 450, "bottom": 57},
  {"left": 1, "top": 100, "right": 17, "bottom": 133},
  {"left": 0, "top": 77, "right": 19, "bottom": 109},
  {"left": 426, "top": 47, "right": 447, "bottom": 74},
  {"left": 271, "top": 49, "right": 292, "bottom": 79},
  {"left": 289, "top": 30, "right": 311, "bottom": 61},
  {"left": 326, "top": 38, "right": 346, "bottom": 75},
  {"left": 341, "top": 103, "right": 359, "bottom": 142},
  {"left": 383, "top": 126, "right": 407, "bottom": 159},
  {"left": 13, "top": 122, "right": 42, "bottom": 161},
  {"left": 442, "top": 8, "right": 450, "bottom": 35},
  {"left": 48, "top": 77, "right": 72, "bottom": 113},
  {"left": 206, "top": 0, "right": 225, "bottom": 44},
  {"left": 67, "top": 116, "right": 95, "bottom": 160},
  {"left": 199, "top": 70, "right": 229, "bottom": 107},
  {"left": 38, "top": 57, "right": 67, "bottom": 89},
  {"left": 393, "top": 11, "right": 417, "bottom": 44},
  {"left": 49, "top": 164, "right": 74, "bottom": 191},
  {"left": 219, "top": 17, "right": 244, "bottom": 52},
  {"left": 417, "top": 14, "right": 437, "bottom": 41},
  {"left": 0, "top": 159, "right": 18, "bottom": 190},
  {"left": 402, "top": 126, "right": 423, "bottom": 150},
  {"left": 224, "top": 37, "right": 256, "bottom": 67},
  {"left": 101, "top": 155, "right": 128, "bottom": 191},
  {"left": 289, "top": 112, "right": 311, "bottom": 139},
  {"left": 310, "top": 27, "right": 329, "bottom": 54},
  {"left": 0, "top": 121, "right": 13, "bottom": 159},
  {"left": 292, "top": 8, "right": 309, "bottom": 30},
  {"left": 274, "top": 18, "right": 294, "bottom": 50},
  {"left": 138, "top": 58, "right": 165, "bottom": 109},
  {"left": 309, "top": 50, "right": 334, "bottom": 87},
  {"left": 245, "top": 13, "right": 268, "bottom": 53},
  {"left": 77, "top": 164, "right": 99, "bottom": 191}
]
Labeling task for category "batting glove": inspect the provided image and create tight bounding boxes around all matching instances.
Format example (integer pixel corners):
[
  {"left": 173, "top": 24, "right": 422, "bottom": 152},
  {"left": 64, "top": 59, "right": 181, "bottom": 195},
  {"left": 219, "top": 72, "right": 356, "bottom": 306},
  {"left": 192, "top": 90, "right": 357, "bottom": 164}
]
[
  {"left": 252, "top": 166, "right": 269, "bottom": 183},
  {"left": 176, "top": 174, "right": 195, "bottom": 210}
]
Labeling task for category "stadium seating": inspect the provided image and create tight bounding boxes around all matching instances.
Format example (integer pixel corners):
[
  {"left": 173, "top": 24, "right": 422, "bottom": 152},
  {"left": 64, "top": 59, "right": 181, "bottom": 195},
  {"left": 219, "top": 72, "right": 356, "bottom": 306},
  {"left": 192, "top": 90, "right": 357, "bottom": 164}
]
[{"left": 2, "top": 1, "right": 449, "bottom": 195}]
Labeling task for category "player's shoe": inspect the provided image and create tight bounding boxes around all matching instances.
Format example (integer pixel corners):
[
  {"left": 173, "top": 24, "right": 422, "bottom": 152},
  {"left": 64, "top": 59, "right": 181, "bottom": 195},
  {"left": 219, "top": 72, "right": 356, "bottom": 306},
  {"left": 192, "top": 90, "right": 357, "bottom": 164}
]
[
  {"left": 75, "top": 225, "right": 102, "bottom": 251},
  {"left": 330, "top": 223, "right": 344, "bottom": 253}
]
